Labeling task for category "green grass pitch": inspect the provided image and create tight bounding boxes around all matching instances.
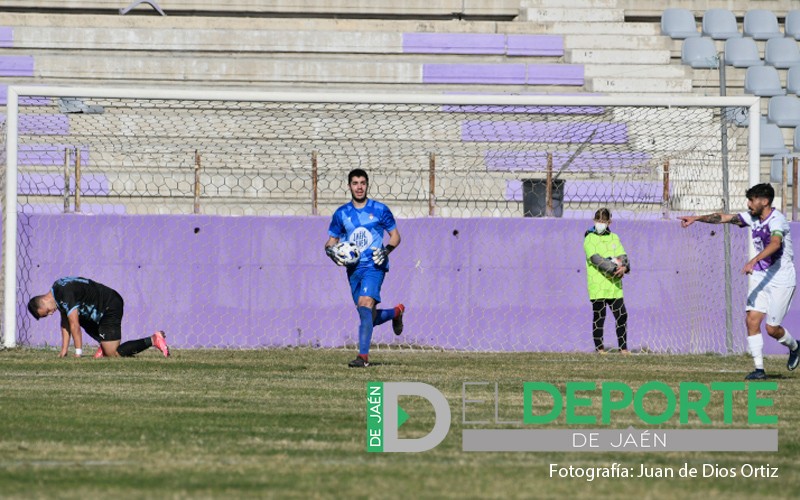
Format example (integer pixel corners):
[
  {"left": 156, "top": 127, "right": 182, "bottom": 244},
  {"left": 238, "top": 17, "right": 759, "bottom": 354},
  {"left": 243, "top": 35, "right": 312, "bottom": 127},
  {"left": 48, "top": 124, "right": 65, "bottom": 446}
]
[{"left": 0, "top": 348, "right": 798, "bottom": 499}]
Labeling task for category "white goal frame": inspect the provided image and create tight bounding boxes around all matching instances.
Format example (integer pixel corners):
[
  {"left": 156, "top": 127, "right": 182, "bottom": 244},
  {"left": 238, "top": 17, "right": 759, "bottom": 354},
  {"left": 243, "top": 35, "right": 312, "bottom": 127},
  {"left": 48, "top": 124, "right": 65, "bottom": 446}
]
[{"left": 2, "top": 85, "right": 761, "bottom": 348}]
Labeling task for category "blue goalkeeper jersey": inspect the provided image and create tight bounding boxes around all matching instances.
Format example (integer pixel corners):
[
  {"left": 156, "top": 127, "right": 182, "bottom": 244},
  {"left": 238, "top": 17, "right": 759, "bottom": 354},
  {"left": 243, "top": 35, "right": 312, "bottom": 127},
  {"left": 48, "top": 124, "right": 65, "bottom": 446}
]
[{"left": 328, "top": 198, "right": 397, "bottom": 270}]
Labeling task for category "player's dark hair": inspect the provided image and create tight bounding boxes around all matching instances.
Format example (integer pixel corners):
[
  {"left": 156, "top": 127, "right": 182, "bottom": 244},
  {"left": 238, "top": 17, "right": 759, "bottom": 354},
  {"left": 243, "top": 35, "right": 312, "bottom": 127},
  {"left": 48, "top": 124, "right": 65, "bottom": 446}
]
[
  {"left": 745, "top": 183, "right": 774, "bottom": 204},
  {"left": 348, "top": 168, "right": 369, "bottom": 185},
  {"left": 594, "top": 208, "right": 612, "bottom": 221},
  {"left": 27, "top": 295, "right": 43, "bottom": 320}
]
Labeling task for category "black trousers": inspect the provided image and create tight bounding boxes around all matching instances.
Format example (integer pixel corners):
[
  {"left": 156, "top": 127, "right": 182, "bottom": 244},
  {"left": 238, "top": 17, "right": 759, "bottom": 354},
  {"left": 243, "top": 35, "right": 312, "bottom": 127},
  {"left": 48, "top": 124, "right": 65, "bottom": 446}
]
[{"left": 591, "top": 298, "right": 627, "bottom": 351}]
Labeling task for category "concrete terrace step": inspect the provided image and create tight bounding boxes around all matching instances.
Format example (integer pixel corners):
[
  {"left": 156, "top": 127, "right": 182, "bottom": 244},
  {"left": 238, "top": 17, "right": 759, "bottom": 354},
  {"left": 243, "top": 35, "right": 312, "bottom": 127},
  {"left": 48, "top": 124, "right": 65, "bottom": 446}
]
[
  {"left": 586, "top": 78, "right": 694, "bottom": 93},
  {"left": 564, "top": 34, "right": 671, "bottom": 51},
  {"left": 520, "top": 8, "right": 624, "bottom": 23},
  {"left": 0, "top": 12, "right": 501, "bottom": 33},
  {"left": 569, "top": 50, "right": 671, "bottom": 65},
  {"left": 1, "top": 1, "right": 522, "bottom": 18},
  {"left": 506, "top": 21, "right": 661, "bottom": 37},
  {"left": 8, "top": 26, "right": 409, "bottom": 54},
  {"left": 521, "top": 0, "right": 620, "bottom": 7},
  {"left": 583, "top": 64, "right": 689, "bottom": 78},
  {"left": 11, "top": 53, "right": 594, "bottom": 87},
  {"left": 6, "top": 26, "right": 565, "bottom": 56}
]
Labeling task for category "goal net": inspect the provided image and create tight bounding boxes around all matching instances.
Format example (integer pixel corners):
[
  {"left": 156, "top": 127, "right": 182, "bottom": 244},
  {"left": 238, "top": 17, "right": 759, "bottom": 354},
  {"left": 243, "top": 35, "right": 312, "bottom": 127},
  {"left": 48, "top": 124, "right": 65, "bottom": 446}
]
[{"left": 1, "top": 87, "right": 760, "bottom": 353}]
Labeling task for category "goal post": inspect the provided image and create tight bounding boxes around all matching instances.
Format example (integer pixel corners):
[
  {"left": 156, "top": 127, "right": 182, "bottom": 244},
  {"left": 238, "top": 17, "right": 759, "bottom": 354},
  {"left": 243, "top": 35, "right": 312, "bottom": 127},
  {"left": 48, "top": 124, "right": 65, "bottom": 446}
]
[{"left": 2, "top": 86, "right": 761, "bottom": 352}]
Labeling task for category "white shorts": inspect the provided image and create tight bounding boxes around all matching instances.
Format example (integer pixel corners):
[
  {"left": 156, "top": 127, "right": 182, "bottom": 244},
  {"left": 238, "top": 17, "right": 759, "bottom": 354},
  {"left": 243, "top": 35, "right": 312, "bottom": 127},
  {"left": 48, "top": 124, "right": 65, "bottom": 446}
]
[{"left": 746, "top": 282, "right": 796, "bottom": 326}]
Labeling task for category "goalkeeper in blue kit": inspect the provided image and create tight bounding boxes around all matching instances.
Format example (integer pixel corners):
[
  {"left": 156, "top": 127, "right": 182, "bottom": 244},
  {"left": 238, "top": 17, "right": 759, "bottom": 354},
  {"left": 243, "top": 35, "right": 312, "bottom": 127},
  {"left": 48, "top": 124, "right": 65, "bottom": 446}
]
[{"left": 325, "top": 169, "right": 405, "bottom": 368}]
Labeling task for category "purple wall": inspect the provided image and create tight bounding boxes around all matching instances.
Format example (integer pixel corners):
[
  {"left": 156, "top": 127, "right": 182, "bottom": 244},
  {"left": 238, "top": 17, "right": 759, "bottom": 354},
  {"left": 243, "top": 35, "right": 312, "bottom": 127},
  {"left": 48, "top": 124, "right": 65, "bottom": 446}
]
[
  {"left": 422, "top": 63, "right": 584, "bottom": 85},
  {"left": 0, "top": 27, "right": 12, "bottom": 48},
  {"left": 0, "top": 55, "right": 34, "bottom": 76},
  {"left": 16, "top": 214, "right": 800, "bottom": 355},
  {"left": 461, "top": 120, "right": 628, "bottom": 143}
]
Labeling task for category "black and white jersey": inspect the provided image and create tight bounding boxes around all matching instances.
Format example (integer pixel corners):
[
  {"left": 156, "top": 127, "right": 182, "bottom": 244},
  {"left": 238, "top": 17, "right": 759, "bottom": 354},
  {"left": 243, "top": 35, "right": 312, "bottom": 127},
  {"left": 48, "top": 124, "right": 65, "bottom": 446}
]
[{"left": 52, "top": 276, "right": 122, "bottom": 326}]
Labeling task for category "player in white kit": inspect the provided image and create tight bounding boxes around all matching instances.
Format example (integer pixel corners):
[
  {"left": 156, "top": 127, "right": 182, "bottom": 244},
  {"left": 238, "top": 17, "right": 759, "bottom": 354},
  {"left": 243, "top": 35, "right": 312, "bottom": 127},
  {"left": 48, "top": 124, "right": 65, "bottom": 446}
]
[{"left": 679, "top": 183, "right": 800, "bottom": 379}]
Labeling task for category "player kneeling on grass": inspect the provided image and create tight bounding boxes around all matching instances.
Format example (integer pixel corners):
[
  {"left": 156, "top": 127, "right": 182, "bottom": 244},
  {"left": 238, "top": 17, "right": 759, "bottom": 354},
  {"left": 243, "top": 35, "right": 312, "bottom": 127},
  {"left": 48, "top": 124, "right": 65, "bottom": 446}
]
[
  {"left": 27, "top": 276, "right": 170, "bottom": 359},
  {"left": 325, "top": 168, "right": 405, "bottom": 368},
  {"left": 584, "top": 208, "right": 630, "bottom": 354},
  {"left": 679, "top": 183, "right": 800, "bottom": 380}
]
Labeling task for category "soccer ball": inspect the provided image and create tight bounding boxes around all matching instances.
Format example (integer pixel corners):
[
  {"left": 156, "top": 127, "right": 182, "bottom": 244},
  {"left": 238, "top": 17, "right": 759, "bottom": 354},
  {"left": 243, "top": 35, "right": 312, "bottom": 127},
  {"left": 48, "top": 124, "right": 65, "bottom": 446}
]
[{"left": 333, "top": 241, "right": 361, "bottom": 266}]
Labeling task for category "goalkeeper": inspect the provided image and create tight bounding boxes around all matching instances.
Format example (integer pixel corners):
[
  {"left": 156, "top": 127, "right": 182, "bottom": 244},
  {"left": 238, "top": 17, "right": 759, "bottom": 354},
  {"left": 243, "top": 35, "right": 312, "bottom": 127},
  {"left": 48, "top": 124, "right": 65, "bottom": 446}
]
[
  {"left": 324, "top": 168, "right": 405, "bottom": 368},
  {"left": 27, "top": 276, "right": 170, "bottom": 358},
  {"left": 584, "top": 208, "right": 630, "bottom": 354}
]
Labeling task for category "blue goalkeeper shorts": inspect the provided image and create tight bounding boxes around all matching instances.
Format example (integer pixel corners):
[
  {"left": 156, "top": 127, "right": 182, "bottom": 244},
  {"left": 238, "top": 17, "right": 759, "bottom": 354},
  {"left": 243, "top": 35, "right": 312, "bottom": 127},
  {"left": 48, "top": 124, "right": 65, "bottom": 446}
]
[{"left": 347, "top": 266, "right": 385, "bottom": 305}]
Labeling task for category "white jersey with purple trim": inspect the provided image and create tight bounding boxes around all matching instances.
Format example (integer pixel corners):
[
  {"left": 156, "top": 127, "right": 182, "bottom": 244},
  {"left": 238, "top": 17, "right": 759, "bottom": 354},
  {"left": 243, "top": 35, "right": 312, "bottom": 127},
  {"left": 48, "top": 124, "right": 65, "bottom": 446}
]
[{"left": 738, "top": 208, "right": 796, "bottom": 287}]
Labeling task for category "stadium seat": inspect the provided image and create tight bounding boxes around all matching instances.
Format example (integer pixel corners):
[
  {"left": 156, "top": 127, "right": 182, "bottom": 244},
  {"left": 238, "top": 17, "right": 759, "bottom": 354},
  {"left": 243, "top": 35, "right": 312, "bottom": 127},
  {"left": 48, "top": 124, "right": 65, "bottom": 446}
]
[
  {"left": 702, "top": 9, "right": 741, "bottom": 40},
  {"left": 768, "top": 95, "right": 800, "bottom": 127},
  {"left": 743, "top": 10, "right": 782, "bottom": 40},
  {"left": 661, "top": 8, "right": 699, "bottom": 39},
  {"left": 681, "top": 37, "right": 718, "bottom": 68},
  {"left": 724, "top": 37, "right": 764, "bottom": 67},
  {"left": 795, "top": 127, "right": 800, "bottom": 152},
  {"left": 765, "top": 37, "right": 800, "bottom": 68},
  {"left": 787, "top": 65, "right": 800, "bottom": 95},
  {"left": 769, "top": 155, "right": 795, "bottom": 185},
  {"left": 744, "top": 66, "right": 786, "bottom": 96},
  {"left": 760, "top": 118, "right": 790, "bottom": 155},
  {"left": 786, "top": 10, "right": 800, "bottom": 41}
]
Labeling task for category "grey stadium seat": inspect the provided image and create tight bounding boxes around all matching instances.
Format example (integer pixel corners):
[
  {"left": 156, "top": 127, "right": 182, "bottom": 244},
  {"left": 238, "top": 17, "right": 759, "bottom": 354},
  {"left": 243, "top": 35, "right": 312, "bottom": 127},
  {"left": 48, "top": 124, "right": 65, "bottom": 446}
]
[
  {"left": 702, "top": 9, "right": 741, "bottom": 40},
  {"left": 760, "top": 118, "right": 790, "bottom": 155},
  {"left": 743, "top": 10, "right": 782, "bottom": 40},
  {"left": 795, "top": 127, "right": 800, "bottom": 152},
  {"left": 681, "top": 37, "right": 718, "bottom": 68},
  {"left": 724, "top": 37, "right": 764, "bottom": 67},
  {"left": 787, "top": 65, "right": 800, "bottom": 95},
  {"left": 661, "top": 8, "right": 699, "bottom": 39},
  {"left": 770, "top": 155, "right": 795, "bottom": 185},
  {"left": 768, "top": 95, "right": 800, "bottom": 127},
  {"left": 765, "top": 37, "right": 800, "bottom": 68},
  {"left": 744, "top": 66, "right": 786, "bottom": 96},
  {"left": 786, "top": 10, "right": 800, "bottom": 41}
]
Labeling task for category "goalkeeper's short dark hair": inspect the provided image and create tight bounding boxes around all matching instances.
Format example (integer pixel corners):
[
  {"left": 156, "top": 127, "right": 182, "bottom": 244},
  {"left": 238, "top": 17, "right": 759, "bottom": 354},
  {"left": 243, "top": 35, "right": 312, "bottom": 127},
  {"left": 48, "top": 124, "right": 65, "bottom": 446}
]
[
  {"left": 745, "top": 183, "right": 774, "bottom": 204},
  {"left": 348, "top": 168, "right": 369, "bottom": 185}
]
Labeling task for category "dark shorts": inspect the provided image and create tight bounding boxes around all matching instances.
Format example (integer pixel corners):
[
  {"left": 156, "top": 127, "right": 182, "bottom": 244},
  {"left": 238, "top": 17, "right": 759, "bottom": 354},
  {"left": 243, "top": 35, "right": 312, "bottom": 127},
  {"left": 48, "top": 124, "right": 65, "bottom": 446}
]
[{"left": 82, "top": 293, "right": 124, "bottom": 342}]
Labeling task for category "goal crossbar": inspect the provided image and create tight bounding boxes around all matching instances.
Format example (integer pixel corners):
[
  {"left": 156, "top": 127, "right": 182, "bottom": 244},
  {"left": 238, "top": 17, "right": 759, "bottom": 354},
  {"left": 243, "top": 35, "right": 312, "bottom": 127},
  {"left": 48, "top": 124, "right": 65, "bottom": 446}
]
[{"left": 2, "top": 85, "right": 761, "bottom": 348}]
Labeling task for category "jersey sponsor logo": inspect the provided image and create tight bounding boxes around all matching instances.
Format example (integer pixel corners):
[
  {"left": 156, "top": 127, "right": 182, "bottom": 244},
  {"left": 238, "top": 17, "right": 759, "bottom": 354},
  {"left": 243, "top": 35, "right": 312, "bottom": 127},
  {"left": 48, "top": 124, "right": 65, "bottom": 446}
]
[{"left": 350, "top": 227, "right": 373, "bottom": 251}]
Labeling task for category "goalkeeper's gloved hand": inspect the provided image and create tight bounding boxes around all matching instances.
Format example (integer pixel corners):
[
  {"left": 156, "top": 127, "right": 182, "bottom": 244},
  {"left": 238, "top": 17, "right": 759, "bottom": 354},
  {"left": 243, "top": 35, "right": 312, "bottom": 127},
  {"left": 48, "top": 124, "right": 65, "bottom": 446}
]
[
  {"left": 325, "top": 246, "right": 344, "bottom": 266},
  {"left": 371, "top": 246, "right": 388, "bottom": 266}
]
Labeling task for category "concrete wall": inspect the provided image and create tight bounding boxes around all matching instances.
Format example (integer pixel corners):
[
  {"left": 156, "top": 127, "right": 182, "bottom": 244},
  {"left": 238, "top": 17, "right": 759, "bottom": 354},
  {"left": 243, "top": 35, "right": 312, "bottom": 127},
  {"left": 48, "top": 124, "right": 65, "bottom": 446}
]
[
  {"left": 2, "top": 1, "right": 520, "bottom": 17},
  {"left": 19, "top": 213, "right": 799, "bottom": 355}
]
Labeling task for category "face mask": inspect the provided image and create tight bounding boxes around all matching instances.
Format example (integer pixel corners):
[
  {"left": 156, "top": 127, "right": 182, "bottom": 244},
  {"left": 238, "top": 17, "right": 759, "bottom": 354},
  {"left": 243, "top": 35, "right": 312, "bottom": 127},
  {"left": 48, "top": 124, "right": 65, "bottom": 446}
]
[{"left": 595, "top": 222, "right": 608, "bottom": 234}]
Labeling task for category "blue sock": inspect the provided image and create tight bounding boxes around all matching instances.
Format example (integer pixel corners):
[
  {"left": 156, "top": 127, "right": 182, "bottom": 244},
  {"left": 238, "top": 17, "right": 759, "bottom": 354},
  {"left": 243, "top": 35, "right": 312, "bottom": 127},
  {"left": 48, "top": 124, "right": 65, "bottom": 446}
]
[
  {"left": 374, "top": 308, "right": 395, "bottom": 326},
  {"left": 357, "top": 306, "right": 374, "bottom": 355}
]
